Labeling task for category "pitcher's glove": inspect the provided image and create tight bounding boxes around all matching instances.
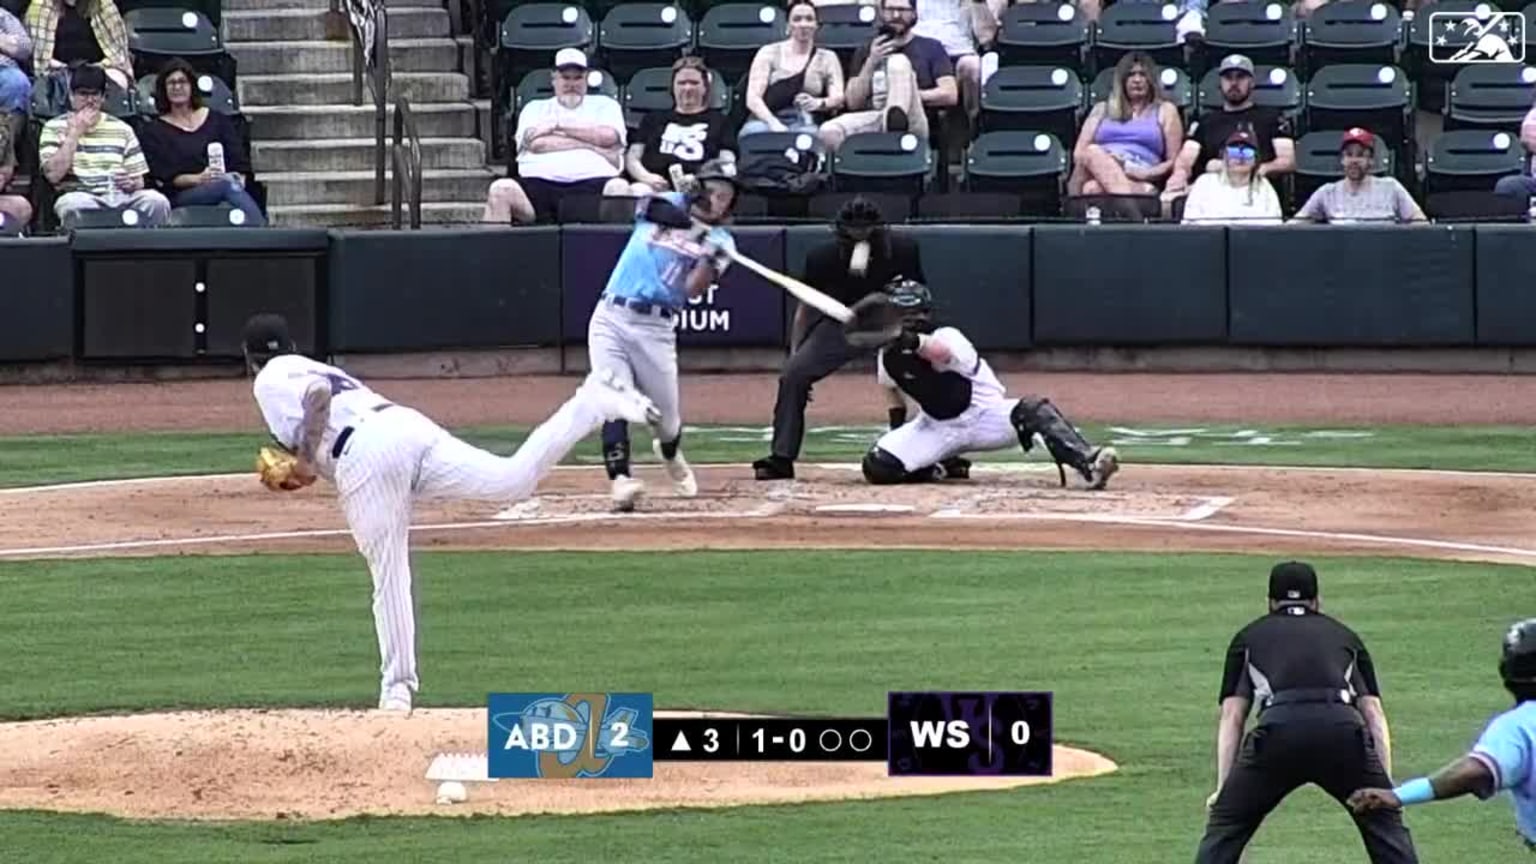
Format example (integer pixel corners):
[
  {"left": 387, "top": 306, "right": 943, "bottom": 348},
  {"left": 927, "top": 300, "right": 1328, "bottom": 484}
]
[
  {"left": 256, "top": 445, "right": 316, "bottom": 492},
  {"left": 842, "top": 293, "right": 907, "bottom": 348}
]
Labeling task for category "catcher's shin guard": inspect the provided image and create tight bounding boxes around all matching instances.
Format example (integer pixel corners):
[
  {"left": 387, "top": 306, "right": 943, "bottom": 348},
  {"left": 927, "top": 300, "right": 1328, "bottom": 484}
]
[{"left": 1010, "top": 397, "right": 1100, "bottom": 487}]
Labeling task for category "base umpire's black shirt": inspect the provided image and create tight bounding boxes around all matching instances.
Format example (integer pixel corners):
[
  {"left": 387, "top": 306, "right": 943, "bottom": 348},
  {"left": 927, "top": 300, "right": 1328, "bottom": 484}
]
[
  {"left": 801, "top": 233, "right": 926, "bottom": 307},
  {"left": 1218, "top": 605, "right": 1381, "bottom": 710}
]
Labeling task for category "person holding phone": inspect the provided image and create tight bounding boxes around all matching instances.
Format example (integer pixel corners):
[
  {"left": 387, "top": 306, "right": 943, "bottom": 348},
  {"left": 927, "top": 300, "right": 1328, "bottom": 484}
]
[{"left": 817, "top": 0, "right": 957, "bottom": 153}]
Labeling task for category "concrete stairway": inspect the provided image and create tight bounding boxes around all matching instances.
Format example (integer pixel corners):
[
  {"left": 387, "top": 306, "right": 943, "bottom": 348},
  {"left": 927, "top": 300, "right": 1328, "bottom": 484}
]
[{"left": 224, "top": 0, "right": 497, "bottom": 227}]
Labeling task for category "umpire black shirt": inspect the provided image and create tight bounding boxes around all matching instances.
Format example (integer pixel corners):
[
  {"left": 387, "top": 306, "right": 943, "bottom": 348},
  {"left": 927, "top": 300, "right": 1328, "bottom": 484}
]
[
  {"left": 1218, "top": 605, "right": 1382, "bottom": 713},
  {"left": 801, "top": 233, "right": 927, "bottom": 307}
]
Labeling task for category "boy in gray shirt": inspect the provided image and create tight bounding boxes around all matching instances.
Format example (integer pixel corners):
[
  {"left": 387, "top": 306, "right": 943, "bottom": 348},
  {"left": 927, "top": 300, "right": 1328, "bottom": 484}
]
[{"left": 1292, "top": 127, "right": 1426, "bottom": 224}]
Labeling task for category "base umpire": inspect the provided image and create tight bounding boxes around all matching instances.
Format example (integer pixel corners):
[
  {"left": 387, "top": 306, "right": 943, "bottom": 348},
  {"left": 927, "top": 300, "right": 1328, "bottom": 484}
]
[
  {"left": 1194, "top": 561, "right": 1420, "bottom": 863},
  {"left": 752, "top": 196, "right": 928, "bottom": 481}
]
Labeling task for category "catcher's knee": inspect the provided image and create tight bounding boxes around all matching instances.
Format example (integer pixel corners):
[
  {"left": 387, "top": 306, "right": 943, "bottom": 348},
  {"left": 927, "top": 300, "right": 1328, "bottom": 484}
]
[
  {"left": 861, "top": 447, "right": 907, "bottom": 485},
  {"left": 1009, "top": 397, "right": 1046, "bottom": 450}
]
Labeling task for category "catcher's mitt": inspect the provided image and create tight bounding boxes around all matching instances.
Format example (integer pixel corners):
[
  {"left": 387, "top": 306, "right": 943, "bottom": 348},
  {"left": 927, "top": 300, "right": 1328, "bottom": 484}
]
[
  {"left": 256, "top": 445, "right": 315, "bottom": 492},
  {"left": 841, "top": 293, "right": 907, "bottom": 348}
]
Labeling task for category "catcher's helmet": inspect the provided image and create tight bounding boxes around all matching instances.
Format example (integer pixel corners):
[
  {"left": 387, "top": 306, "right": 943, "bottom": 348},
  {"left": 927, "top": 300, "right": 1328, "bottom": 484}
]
[
  {"left": 884, "top": 277, "right": 932, "bottom": 313},
  {"left": 1500, "top": 618, "right": 1536, "bottom": 688},
  {"left": 242, "top": 313, "right": 296, "bottom": 365}
]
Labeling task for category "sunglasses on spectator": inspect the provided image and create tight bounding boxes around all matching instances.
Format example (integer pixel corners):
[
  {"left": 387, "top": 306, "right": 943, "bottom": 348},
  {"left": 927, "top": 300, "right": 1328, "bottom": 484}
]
[{"left": 1225, "top": 145, "right": 1257, "bottom": 160}]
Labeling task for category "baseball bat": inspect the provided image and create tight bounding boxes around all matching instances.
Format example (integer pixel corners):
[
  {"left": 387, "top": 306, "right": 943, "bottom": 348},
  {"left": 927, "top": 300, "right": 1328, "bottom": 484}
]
[{"left": 724, "top": 248, "right": 855, "bottom": 324}]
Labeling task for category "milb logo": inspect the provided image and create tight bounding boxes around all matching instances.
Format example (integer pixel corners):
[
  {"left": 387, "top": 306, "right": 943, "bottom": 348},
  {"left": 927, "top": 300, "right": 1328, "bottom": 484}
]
[{"left": 487, "top": 692, "right": 654, "bottom": 779}]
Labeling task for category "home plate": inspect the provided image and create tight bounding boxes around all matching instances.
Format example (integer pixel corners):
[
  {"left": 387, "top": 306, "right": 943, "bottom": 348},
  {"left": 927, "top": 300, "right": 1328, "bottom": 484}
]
[{"left": 815, "top": 503, "right": 916, "bottom": 515}]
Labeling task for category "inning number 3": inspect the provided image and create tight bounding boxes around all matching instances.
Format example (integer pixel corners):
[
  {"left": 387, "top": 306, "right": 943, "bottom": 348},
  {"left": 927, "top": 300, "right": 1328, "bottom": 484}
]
[{"left": 610, "top": 721, "right": 630, "bottom": 748}]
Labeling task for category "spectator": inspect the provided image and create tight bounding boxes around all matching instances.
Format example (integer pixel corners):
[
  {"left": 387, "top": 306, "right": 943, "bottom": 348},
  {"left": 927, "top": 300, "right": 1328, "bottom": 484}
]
[
  {"left": 1165, "top": 54, "right": 1295, "bottom": 200},
  {"left": 0, "top": 111, "right": 31, "bottom": 227},
  {"left": 1492, "top": 100, "right": 1536, "bottom": 202},
  {"left": 621, "top": 56, "right": 737, "bottom": 195},
  {"left": 1068, "top": 51, "right": 1183, "bottom": 196},
  {"left": 483, "top": 48, "right": 629, "bottom": 225},
  {"left": 1180, "top": 130, "right": 1282, "bottom": 225},
  {"left": 741, "top": 0, "right": 844, "bottom": 138},
  {"left": 25, "top": 0, "right": 133, "bottom": 91},
  {"left": 39, "top": 64, "right": 170, "bottom": 226},
  {"left": 913, "top": 0, "right": 1005, "bottom": 121},
  {"left": 820, "top": 0, "right": 957, "bottom": 153},
  {"left": 138, "top": 58, "right": 264, "bottom": 225},
  {"left": 1290, "top": 127, "right": 1426, "bottom": 224},
  {"left": 0, "top": 4, "right": 33, "bottom": 114}
]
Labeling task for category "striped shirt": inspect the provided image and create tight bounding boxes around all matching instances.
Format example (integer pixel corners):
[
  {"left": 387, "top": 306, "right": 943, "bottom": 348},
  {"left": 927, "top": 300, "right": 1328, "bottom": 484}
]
[{"left": 38, "top": 112, "right": 148, "bottom": 195}]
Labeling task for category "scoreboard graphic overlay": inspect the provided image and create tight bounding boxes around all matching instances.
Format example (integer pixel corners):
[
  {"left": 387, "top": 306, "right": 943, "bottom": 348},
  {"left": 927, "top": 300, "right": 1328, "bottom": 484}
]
[{"left": 486, "top": 691, "right": 1053, "bottom": 779}]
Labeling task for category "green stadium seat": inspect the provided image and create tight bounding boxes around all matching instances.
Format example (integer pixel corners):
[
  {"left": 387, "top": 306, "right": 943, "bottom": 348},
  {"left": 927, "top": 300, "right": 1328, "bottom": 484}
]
[
  {"left": 1305, "top": 64, "right": 1413, "bottom": 158},
  {"left": 1198, "top": 1, "right": 1298, "bottom": 70},
  {"left": 1444, "top": 63, "right": 1536, "bottom": 132},
  {"left": 596, "top": 3, "right": 694, "bottom": 83},
  {"left": 1299, "top": 0, "right": 1404, "bottom": 76},
  {"left": 812, "top": 3, "right": 878, "bottom": 76},
  {"left": 831, "top": 131, "right": 936, "bottom": 197},
  {"left": 167, "top": 204, "right": 259, "bottom": 228},
  {"left": 1091, "top": 2, "right": 1184, "bottom": 75},
  {"left": 1405, "top": 0, "right": 1483, "bottom": 114},
  {"left": 118, "top": 0, "right": 221, "bottom": 30},
  {"left": 1424, "top": 128, "right": 1527, "bottom": 194},
  {"left": 979, "top": 65, "right": 1085, "bottom": 146},
  {"left": 963, "top": 130, "right": 1067, "bottom": 215},
  {"left": 621, "top": 64, "right": 728, "bottom": 129},
  {"left": 498, "top": 3, "right": 595, "bottom": 82},
  {"left": 697, "top": 3, "right": 788, "bottom": 83},
  {"left": 994, "top": 2, "right": 1090, "bottom": 72}
]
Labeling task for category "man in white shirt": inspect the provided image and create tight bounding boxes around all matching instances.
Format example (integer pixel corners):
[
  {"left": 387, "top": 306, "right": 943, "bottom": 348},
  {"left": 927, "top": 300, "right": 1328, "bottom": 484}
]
[
  {"left": 483, "top": 48, "right": 631, "bottom": 225},
  {"left": 241, "top": 313, "right": 659, "bottom": 714}
]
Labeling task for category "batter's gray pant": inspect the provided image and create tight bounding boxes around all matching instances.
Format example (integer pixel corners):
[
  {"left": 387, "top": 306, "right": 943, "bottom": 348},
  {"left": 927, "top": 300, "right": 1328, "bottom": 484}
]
[{"left": 586, "top": 299, "right": 683, "bottom": 441}]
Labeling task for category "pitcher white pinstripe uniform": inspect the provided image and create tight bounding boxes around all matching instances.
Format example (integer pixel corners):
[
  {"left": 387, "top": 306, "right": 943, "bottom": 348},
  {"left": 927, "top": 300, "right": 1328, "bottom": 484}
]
[{"left": 244, "top": 315, "right": 658, "bottom": 713}]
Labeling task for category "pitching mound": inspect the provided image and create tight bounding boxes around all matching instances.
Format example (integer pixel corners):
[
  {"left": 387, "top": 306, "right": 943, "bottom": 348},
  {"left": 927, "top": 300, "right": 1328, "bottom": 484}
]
[{"left": 0, "top": 708, "right": 1118, "bottom": 822}]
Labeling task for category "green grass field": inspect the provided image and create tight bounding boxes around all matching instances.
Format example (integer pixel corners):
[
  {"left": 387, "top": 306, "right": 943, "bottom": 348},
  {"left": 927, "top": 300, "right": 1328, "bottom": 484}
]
[{"left": 0, "top": 423, "right": 1529, "bottom": 863}]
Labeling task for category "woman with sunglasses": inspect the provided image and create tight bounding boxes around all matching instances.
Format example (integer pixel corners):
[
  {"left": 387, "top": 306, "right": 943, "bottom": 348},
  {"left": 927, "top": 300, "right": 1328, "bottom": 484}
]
[{"left": 1180, "top": 129, "right": 1282, "bottom": 225}]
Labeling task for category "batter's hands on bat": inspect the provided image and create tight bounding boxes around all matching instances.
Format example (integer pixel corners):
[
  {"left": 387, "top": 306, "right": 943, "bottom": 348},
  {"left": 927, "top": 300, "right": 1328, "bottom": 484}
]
[{"left": 1345, "top": 788, "right": 1401, "bottom": 813}]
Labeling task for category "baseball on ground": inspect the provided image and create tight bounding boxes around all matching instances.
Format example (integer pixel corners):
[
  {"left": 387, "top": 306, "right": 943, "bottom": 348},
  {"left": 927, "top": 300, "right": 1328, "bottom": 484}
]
[{"left": 435, "top": 781, "right": 467, "bottom": 804}]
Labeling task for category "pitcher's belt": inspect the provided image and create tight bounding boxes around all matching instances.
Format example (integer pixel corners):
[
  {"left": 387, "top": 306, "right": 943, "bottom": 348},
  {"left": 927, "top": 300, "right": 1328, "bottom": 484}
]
[
  {"left": 604, "top": 294, "right": 676, "bottom": 320},
  {"left": 331, "top": 402, "right": 396, "bottom": 459}
]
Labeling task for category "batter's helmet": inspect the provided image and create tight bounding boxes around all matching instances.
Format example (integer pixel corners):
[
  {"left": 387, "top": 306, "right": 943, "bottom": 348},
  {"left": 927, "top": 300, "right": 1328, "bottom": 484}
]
[
  {"left": 1500, "top": 618, "right": 1536, "bottom": 688},
  {"left": 687, "top": 158, "right": 741, "bottom": 219}
]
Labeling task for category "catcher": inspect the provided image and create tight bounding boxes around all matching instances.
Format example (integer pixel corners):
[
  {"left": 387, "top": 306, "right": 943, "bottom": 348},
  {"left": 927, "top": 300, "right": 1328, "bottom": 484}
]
[{"left": 853, "top": 278, "right": 1120, "bottom": 489}]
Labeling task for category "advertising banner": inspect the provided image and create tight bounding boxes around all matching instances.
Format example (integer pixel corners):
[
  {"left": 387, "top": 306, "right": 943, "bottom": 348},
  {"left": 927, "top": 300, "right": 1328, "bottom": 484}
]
[{"left": 561, "top": 226, "right": 787, "bottom": 347}]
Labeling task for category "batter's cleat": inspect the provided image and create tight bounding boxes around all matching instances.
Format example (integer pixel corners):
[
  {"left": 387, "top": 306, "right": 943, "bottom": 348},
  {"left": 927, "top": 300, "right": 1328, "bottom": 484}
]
[
  {"left": 1085, "top": 447, "right": 1120, "bottom": 491},
  {"left": 653, "top": 439, "right": 698, "bottom": 497},
  {"left": 611, "top": 475, "right": 645, "bottom": 512},
  {"left": 752, "top": 456, "right": 794, "bottom": 481},
  {"left": 586, "top": 369, "right": 661, "bottom": 425}
]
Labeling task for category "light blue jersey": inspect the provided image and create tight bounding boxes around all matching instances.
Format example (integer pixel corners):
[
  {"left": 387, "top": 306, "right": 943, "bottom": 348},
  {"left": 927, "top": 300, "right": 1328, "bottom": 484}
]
[
  {"left": 1469, "top": 700, "right": 1536, "bottom": 846},
  {"left": 602, "top": 192, "right": 736, "bottom": 311}
]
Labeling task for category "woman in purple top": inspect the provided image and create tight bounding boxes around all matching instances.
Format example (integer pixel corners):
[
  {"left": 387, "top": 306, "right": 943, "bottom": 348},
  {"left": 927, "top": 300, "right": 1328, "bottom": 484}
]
[
  {"left": 138, "top": 57, "right": 265, "bottom": 225},
  {"left": 1069, "top": 51, "right": 1183, "bottom": 197}
]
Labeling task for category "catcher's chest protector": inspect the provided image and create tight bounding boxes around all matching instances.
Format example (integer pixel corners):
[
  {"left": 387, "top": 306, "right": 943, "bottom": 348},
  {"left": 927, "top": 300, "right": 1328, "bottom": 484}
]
[{"left": 882, "top": 347, "right": 972, "bottom": 420}]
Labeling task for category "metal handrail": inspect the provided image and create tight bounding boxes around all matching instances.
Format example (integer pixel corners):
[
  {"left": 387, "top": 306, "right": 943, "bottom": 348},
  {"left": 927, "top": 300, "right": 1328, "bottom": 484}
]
[
  {"left": 391, "top": 96, "right": 424, "bottom": 229},
  {"left": 333, "top": 0, "right": 392, "bottom": 206}
]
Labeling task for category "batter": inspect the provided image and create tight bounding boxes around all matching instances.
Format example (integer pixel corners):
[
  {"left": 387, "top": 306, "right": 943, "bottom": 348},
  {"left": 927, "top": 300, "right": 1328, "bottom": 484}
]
[
  {"left": 861, "top": 279, "right": 1120, "bottom": 489},
  {"left": 589, "top": 159, "right": 740, "bottom": 511},
  {"left": 241, "top": 313, "right": 659, "bottom": 714}
]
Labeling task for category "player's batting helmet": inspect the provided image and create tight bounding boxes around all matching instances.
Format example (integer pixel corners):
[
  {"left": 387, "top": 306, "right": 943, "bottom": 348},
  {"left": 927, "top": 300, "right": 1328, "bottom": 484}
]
[{"left": 1500, "top": 618, "right": 1536, "bottom": 688}]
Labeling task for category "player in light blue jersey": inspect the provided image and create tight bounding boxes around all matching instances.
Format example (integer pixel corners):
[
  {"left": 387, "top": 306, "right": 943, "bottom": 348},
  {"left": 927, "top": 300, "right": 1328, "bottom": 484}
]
[
  {"left": 588, "top": 158, "right": 740, "bottom": 511},
  {"left": 1349, "top": 618, "right": 1536, "bottom": 853}
]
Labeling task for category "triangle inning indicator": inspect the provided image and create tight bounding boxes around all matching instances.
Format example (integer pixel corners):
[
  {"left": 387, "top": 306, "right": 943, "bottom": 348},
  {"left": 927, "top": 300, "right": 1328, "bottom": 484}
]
[{"left": 671, "top": 730, "right": 692, "bottom": 752}]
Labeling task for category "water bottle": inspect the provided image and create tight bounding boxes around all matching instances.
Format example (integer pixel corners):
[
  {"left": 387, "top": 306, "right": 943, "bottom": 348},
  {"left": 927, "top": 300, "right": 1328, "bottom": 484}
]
[
  {"left": 104, "top": 172, "right": 120, "bottom": 207},
  {"left": 1085, "top": 205, "right": 1102, "bottom": 225},
  {"left": 207, "top": 142, "right": 225, "bottom": 176},
  {"left": 872, "top": 66, "right": 888, "bottom": 105}
]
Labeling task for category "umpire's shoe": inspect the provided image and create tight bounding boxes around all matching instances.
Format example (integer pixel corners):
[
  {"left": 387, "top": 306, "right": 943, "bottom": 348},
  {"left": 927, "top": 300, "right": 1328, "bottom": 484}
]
[
  {"left": 1086, "top": 447, "right": 1120, "bottom": 491},
  {"left": 753, "top": 456, "right": 794, "bottom": 481}
]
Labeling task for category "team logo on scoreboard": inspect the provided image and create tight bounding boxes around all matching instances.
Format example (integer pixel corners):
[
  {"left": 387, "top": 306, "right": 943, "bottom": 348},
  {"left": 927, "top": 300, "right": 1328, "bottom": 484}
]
[{"left": 487, "top": 692, "right": 654, "bottom": 779}]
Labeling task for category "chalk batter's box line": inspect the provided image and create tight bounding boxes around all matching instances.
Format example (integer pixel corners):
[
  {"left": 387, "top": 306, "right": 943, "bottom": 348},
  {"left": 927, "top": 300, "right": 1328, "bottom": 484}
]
[{"left": 928, "top": 495, "right": 1234, "bottom": 524}]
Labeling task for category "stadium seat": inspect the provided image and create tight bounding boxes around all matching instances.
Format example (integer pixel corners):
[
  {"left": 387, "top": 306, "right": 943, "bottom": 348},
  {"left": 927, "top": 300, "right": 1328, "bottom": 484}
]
[
  {"left": 831, "top": 131, "right": 935, "bottom": 196},
  {"left": 1405, "top": 0, "right": 1484, "bottom": 114},
  {"left": 1304, "top": 64, "right": 1413, "bottom": 160},
  {"left": 962, "top": 130, "right": 1067, "bottom": 215},
  {"left": 696, "top": 3, "right": 788, "bottom": 83},
  {"left": 1091, "top": 2, "right": 1185, "bottom": 74},
  {"left": 621, "top": 65, "right": 729, "bottom": 129},
  {"left": 29, "top": 71, "right": 137, "bottom": 120},
  {"left": 807, "top": 190, "right": 913, "bottom": 222},
  {"left": 993, "top": 2, "right": 1090, "bottom": 72},
  {"left": 978, "top": 65, "right": 1084, "bottom": 146},
  {"left": 493, "top": 4, "right": 595, "bottom": 159},
  {"left": 1424, "top": 128, "right": 1527, "bottom": 195},
  {"left": 1092, "top": 64, "right": 1192, "bottom": 124},
  {"left": 1197, "top": 64, "right": 1303, "bottom": 125},
  {"left": 1196, "top": 0, "right": 1298, "bottom": 71},
  {"left": 166, "top": 204, "right": 258, "bottom": 228},
  {"left": 1292, "top": 127, "right": 1394, "bottom": 204},
  {"left": 596, "top": 3, "right": 695, "bottom": 83},
  {"left": 511, "top": 65, "right": 618, "bottom": 117},
  {"left": 124, "top": 7, "right": 223, "bottom": 65},
  {"left": 914, "top": 191, "right": 1025, "bottom": 220},
  {"left": 118, "top": 0, "right": 221, "bottom": 29},
  {"left": 813, "top": 3, "right": 878, "bottom": 76},
  {"left": 1299, "top": 0, "right": 1404, "bottom": 76},
  {"left": 1444, "top": 63, "right": 1536, "bottom": 131}
]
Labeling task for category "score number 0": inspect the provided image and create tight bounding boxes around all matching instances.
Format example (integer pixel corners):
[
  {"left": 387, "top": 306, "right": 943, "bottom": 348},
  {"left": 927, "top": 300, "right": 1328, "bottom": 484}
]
[{"left": 752, "top": 728, "right": 806, "bottom": 753}]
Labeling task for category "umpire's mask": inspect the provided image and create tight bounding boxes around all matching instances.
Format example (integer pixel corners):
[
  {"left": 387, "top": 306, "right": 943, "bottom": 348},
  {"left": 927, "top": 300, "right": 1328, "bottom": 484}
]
[{"left": 835, "top": 196, "right": 889, "bottom": 276}]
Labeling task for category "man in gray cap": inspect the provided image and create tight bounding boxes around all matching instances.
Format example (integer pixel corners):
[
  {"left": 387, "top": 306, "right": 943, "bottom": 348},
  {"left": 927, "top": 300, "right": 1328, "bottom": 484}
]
[{"left": 1165, "top": 53, "right": 1295, "bottom": 199}]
